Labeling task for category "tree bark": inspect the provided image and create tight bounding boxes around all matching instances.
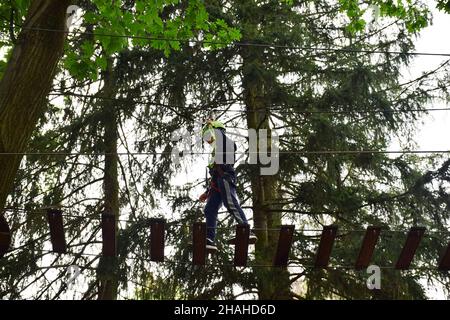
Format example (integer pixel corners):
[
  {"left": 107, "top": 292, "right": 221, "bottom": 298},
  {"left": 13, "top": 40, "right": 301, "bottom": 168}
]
[
  {"left": 0, "top": 0, "right": 70, "bottom": 212},
  {"left": 239, "top": 0, "right": 292, "bottom": 299},
  {"left": 243, "top": 73, "right": 291, "bottom": 299},
  {"left": 97, "top": 59, "right": 120, "bottom": 300}
]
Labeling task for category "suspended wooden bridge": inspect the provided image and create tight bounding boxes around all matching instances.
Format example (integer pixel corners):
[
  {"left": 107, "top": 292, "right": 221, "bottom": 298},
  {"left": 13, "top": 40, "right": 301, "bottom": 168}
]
[{"left": 1, "top": 209, "right": 450, "bottom": 270}]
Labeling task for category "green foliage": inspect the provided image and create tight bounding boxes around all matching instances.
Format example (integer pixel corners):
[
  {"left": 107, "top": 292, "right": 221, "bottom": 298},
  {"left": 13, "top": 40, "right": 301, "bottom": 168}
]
[
  {"left": 13, "top": 0, "right": 31, "bottom": 15},
  {"left": 0, "top": 1, "right": 240, "bottom": 80},
  {"left": 437, "top": 0, "right": 450, "bottom": 12},
  {"left": 339, "top": 0, "right": 432, "bottom": 34},
  {"left": 62, "top": 0, "right": 241, "bottom": 80}
]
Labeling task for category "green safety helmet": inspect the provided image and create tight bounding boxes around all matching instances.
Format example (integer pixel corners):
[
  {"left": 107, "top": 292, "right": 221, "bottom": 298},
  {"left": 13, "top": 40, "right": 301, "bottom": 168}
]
[{"left": 201, "top": 120, "right": 226, "bottom": 137}]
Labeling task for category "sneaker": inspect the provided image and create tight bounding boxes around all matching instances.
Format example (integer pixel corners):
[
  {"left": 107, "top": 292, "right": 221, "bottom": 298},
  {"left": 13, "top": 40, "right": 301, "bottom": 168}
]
[{"left": 206, "top": 238, "right": 218, "bottom": 251}]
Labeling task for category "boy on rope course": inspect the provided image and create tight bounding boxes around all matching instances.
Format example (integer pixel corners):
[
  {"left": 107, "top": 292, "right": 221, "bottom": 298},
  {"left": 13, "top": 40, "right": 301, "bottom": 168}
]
[{"left": 199, "top": 119, "right": 257, "bottom": 251}]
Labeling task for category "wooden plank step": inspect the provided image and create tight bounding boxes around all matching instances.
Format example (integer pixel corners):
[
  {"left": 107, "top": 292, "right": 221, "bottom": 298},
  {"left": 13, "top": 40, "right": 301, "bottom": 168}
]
[
  {"left": 46, "top": 208, "right": 67, "bottom": 254},
  {"left": 273, "top": 225, "right": 295, "bottom": 267},
  {"left": 234, "top": 224, "right": 250, "bottom": 267},
  {"left": 438, "top": 241, "right": 450, "bottom": 271},
  {"left": 192, "top": 222, "right": 207, "bottom": 265},
  {"left": 150, "top": 218, "right": 165, "bottom": 262},
  {"left": 395, "top": 227, "right": 426, "bottom": 270},
  {"left": 0, "top": 215, "right": 11, "bottom": 259},
  {"left": 314, "top": 225, "right": 338, "bottom": 268},
  {"left": 102, "top": 213, "right": 116, "bottom": 257},
  {"left": 355, "top": 226, "right": 381, "bottom": 270}
]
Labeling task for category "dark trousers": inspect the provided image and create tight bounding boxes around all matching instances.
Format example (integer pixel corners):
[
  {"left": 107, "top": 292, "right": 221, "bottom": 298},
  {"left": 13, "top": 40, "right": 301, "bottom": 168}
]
[{"left": 204, "top": 175, "right": 248, "bottom": 241}]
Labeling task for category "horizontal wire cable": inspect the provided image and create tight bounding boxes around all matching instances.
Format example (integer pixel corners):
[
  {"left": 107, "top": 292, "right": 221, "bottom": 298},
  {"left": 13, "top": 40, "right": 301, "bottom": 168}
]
[
  {"left": 3, "top": 11, "right": 450, "bottom": 58},
  {"left": 2, "top": 19, "right": 450, "bottom": 280},
  {"left": 2, "top": 23, "right": 449, "bottom": 258},
  {"left": 25, "top": 249, "right": 447, "bottom": 272},
  {"left": 0, "top": 150, "right": 450, "bottom": 156},
  {"left": 19, "top": 26, "right": 450, "bottom": 58},
  {"left": 48, "top": 92, "right": 450, "bottom": 115}
]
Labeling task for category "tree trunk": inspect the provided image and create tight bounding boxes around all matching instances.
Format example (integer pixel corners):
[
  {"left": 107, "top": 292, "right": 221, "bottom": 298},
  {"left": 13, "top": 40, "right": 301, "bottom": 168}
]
[
  {"left": 0, "top": 0, "right": 70, "bottom": 212},
  {"left": 243, "top": 75, "right": 291, "bottom": 299},
  {"left": 239, "top": 1, "right": 292, "bottom": 298},
  {"left": 97, "top": 59, "right": 120, "bottom": 300}
]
